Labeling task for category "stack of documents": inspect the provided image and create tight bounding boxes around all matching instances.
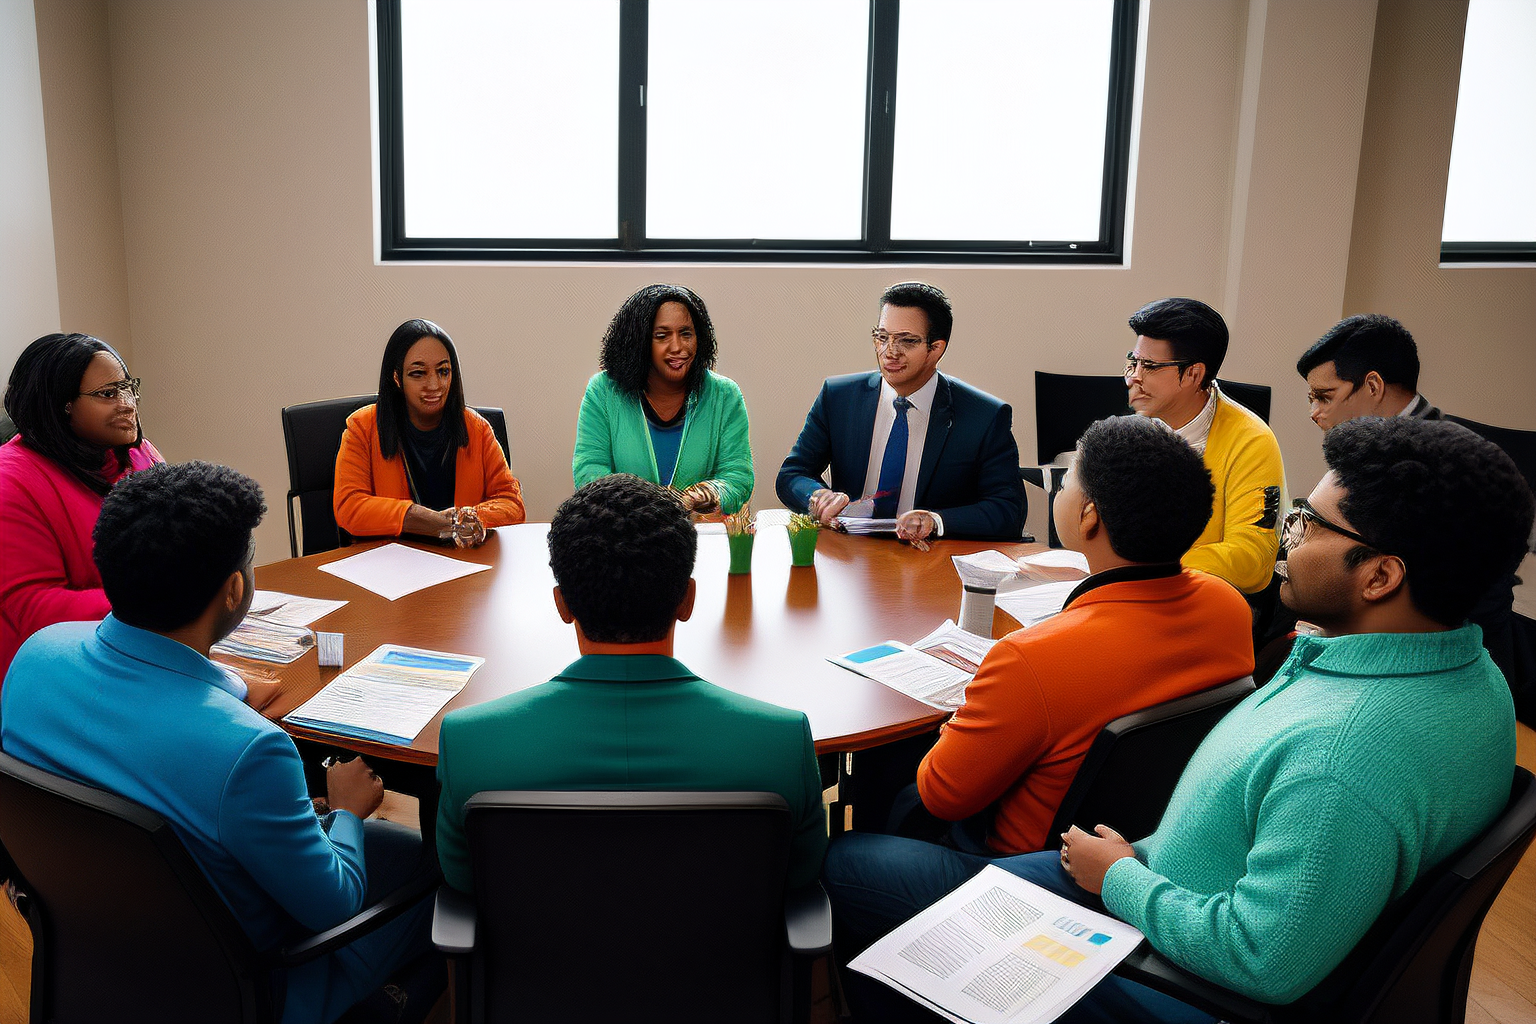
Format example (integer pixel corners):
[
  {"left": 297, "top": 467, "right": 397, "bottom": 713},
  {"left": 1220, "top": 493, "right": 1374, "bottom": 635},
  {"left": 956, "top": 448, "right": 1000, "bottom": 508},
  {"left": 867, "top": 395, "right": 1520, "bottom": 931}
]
[
  {"left": 850, "top": 865, "right": 1144, "bottom": 1023},
  {"left": 283, "top": 644, "right": 483, "bottom": 746},
  {"left": 836, "top": 516, "right": 899, "bottom": 535},
  {"left": 212, "top": 590, "right": 350, "bottom": 665},
  {"left": 831, "top": 620, "right": 998, "bottom": 710}
]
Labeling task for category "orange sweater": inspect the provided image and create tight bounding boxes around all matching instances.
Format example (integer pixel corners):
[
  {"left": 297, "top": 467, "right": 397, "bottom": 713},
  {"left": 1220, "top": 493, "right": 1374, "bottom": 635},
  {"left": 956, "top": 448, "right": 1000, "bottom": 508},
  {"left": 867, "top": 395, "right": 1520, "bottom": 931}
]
[
  {"left": 333, "top": 404, "right": 525, "bottom": 538},
  {"left": 917, "top": 567, "right": 1254, "bottom": 854}
]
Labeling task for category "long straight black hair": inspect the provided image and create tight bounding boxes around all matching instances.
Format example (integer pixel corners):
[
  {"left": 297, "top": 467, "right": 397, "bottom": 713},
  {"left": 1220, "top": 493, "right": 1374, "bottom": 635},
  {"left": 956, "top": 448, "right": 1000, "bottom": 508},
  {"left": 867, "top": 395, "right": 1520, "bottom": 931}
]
[
  {"left": 4, "top": 333, "right": 144, "bottom": 496},
  {"left": 375, "top": 319, "right": 468, "bottom": 460}
]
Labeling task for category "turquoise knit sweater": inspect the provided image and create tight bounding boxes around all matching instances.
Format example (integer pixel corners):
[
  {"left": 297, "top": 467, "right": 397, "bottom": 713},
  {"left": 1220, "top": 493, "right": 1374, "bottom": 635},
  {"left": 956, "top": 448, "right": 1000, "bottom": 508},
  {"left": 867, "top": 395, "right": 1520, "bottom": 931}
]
[
  {"left": 1101, "top": 625, "right": 1515, "bottom": 1004},
  {"left": 572, "top": 370, "right": 754, "bottom": 514}
]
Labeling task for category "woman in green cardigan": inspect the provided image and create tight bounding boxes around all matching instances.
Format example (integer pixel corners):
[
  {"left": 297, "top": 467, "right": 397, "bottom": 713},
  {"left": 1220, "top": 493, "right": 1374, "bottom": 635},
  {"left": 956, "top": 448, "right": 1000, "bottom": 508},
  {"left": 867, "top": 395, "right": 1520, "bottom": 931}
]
[{"left": 573, "top": 284, "right": 754, "bottom": 514}]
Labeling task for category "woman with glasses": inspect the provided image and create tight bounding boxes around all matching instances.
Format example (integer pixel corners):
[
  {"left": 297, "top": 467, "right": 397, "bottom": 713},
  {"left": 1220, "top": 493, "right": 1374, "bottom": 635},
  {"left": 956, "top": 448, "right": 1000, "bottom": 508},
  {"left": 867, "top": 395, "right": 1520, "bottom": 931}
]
[
  {"left": 0, "top": 333, "right": 164, "bottom": 681},
  {"left": 573, "top": 284, "right": 753, "bottom": 514},
  {"left": 334, "top": 318, "right": 524, "bottom": 547}
]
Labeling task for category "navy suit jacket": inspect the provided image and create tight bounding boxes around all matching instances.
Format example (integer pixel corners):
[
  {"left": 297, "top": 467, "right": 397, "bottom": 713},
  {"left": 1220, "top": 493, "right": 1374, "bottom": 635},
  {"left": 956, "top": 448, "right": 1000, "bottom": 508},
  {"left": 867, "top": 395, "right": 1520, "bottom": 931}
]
[{"left": 775, "top": 371, "right": 1026, "bottom": 540}]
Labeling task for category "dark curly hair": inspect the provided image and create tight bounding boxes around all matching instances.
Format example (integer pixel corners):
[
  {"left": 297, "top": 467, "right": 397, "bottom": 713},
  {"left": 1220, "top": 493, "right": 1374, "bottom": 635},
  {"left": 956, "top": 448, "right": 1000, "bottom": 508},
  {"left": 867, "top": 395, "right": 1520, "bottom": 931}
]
[
  {"left": 548, "top": 474, "right": 696, "bottom": 643},
  {"left": 599, "top": 284, "right": 718, "bottom": 397},
  {"left": 880, "top": 282, "right": 954, "bottom": 344},
  {"left": 1324, "top": 417, "right": 1534, "bottom": 627},
  {"left": 1074, "top": 415, "right": 1215, "bottom": 563},
  {"left": 1297, "top": 314, "right": 1420, "bottom": 391},
  {"left": 94, "top": 461, "right": 267, "bottom": 632},
  {"left": 1128, "top": 297, "right": 1228, "bottom": 384},
  {"left": 4, "top": 333, "right": 145, "bottom": 495},
  {"left": 376, "top": 318, "right": 469, "bottom": 460}
]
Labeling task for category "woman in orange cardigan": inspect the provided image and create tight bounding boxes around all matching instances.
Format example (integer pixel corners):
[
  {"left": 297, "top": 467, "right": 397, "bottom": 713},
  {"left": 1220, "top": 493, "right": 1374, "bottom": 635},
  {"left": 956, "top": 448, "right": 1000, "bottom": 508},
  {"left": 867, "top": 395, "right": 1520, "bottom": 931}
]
[{"left": 334, "top": 319, "right": 524, "bottom": 547}]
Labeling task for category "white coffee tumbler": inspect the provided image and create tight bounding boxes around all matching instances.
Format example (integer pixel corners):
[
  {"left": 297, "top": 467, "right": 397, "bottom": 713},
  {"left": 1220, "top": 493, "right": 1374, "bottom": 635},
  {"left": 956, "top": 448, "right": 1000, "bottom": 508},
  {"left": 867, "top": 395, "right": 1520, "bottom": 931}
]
[{"left": 958, "top": 584, "right": 997, "bottom": 637}]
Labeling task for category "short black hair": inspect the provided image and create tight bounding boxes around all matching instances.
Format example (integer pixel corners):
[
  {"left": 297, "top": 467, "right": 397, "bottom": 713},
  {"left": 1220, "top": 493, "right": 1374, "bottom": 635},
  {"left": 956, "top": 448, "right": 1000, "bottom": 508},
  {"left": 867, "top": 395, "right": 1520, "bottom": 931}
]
[
  {"left": 880, "top": 282, "right": 954, "bottom": 344},
  {"left": 376, "top": 318, "right": 469, "bottom": 459},
  {"left": 548, "top": 474, "right": 696, "bottom": 643},
  {"left": 4, "top": 333, "right": 144, "bottom": 495},
  {"left": 1074, "top": 416, "right": 1215, "bottom": 563},
  {"left": 599, "top": 284, "right": 718, "bottom": 397},
  {"left": 1128, "top": 297, "right": 1228, "bottom": 384},
  {"left": 1324, "top": 418, "right": 1534, "bottom": 627},
  {"left": 1296, "top": 314, "right": 1420, "bottom": 391},
  {"left": 93, "top": 461, "right": 267, "bottom": 632}
]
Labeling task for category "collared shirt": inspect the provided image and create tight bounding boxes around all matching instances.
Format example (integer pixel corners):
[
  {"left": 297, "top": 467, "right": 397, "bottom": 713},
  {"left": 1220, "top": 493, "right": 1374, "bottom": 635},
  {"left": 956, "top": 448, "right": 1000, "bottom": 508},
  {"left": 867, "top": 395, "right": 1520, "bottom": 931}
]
[
  {"left": 1063, "top": 562, "right": 1183, "bottom": 609},
  {"left": 861, "top": 372, "right": 945, "bottom": 534},
  {"left": 1171, "top": 384, "right": 1221, "bottom": 455},
  {"left": 1398, "top": 393, "right": 1435, "bottom": 419}
]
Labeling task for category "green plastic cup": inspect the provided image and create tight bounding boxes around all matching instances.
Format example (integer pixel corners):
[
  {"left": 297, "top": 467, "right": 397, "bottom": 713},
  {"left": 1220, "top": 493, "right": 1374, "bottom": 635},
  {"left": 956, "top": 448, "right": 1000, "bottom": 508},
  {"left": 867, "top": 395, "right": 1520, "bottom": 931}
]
[
  {"left": 727, "top": 531, "right": 755, "bottom": 574},
  {"left": 788, "top": 526, "right": 819, "bottom": 567}
]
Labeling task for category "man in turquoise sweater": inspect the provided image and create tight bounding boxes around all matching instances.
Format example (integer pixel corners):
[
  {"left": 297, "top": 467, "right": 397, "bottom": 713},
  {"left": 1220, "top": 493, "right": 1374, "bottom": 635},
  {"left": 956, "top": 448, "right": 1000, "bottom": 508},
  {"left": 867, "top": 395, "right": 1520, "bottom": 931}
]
[
  {"left": 435, "top": 473, "right": 826, "bottom": 893},
  {"left": 825, "top": 418, "right": 1533, "bottom": 1022}
]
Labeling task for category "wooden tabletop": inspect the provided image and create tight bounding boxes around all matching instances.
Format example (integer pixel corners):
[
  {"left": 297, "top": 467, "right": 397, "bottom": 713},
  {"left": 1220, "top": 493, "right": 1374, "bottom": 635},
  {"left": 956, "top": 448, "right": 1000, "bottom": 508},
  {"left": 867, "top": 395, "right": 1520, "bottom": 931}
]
[{"left": 248, "top": 524, "right": 1041, "bottom": 766}]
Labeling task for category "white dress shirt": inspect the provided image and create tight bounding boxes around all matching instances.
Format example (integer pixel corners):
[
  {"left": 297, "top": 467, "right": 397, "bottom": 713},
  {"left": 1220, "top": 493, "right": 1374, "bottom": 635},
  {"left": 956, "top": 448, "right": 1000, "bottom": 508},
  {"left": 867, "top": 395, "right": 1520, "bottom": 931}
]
[{"left": 861, "top": 373, "right": 945, "bottom": 534}]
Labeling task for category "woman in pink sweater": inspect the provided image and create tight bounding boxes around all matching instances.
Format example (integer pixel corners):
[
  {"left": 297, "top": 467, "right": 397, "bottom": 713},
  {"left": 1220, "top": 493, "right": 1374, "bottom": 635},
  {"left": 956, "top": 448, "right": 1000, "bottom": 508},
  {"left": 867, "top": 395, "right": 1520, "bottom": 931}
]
[{"left": 0, "top": 334, "right": 164, "bottom": 681}]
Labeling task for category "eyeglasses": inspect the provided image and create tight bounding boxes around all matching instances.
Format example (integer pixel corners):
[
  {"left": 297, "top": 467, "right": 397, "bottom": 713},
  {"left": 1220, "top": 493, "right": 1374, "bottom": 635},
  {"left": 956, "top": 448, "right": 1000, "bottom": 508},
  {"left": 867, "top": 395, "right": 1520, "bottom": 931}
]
[
  {"left": 77, "top": 377, "right": 141, "bottom": 403},
  {"left": 1282, "top": 498, "right": 1378, "bottom": 553},
  {"left": 872, "top": 329, "right": 932, "bottom": 354},
  {"left": 1123, "top": 354, "right": 1192, "bottom": 378}
]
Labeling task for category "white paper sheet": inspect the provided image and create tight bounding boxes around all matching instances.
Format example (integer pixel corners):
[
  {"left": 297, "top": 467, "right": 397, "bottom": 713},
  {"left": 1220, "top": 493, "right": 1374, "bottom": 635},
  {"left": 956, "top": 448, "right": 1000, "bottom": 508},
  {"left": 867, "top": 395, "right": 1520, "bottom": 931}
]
[
  {"left": 953, "top": 550, "right": 1027, "bottom": 590},
  {"left": 316, "top": 543, "right": 491, "bottom": 601},
  {"left": 994, "top": 580, "right": 1078, "bottom": 630},
  {"left": 283, "top": 644, "right": 483, "bottom": 745},
  {"left": 247, "top": 590, "right": 349, "bottom": 626},
  {"left": 837, "top": 516, "right": 900, "bottom": 535},
  {"left": 849, "top": 865, "right": 1145, "bottom": 1024},
  {"left": 830, "top": 620, "right": 999, "bottom": 710},
  {"left": 1017, "top": 550, "right": 1091, "bottom": 572}
]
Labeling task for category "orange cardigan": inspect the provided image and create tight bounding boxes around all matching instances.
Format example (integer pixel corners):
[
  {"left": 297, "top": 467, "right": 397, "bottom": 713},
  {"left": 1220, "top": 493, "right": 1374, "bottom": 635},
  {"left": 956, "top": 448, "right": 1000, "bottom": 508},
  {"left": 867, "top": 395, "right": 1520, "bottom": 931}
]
[
  {"left": 917, "top": 569, "right": 1254, "bottom": 855},
  {"left": 333, "top": 404, "right": 525, "bottom": 538}
]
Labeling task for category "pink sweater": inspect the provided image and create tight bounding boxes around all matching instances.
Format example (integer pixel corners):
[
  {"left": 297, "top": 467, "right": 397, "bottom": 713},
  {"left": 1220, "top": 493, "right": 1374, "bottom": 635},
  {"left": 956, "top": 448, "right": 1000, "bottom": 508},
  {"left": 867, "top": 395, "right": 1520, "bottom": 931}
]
[{"left": 0, "top": 435, "right": 164, "bottom": 681}]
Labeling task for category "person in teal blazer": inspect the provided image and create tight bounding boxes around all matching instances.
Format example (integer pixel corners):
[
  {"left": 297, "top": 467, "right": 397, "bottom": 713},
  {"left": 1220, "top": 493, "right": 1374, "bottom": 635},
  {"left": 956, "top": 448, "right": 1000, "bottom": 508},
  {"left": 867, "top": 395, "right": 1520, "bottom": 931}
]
[
  {"left": 573, "top": 284, "right": 754, "bottom": 514},
  {"left": 435, "top": 474, "right": 826, "bottom": 893}
]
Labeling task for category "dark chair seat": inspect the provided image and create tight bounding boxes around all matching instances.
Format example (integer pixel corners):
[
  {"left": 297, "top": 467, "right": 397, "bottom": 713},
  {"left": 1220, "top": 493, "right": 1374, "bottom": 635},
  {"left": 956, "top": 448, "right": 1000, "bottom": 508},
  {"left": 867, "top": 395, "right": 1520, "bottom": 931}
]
[
  {"left": 0, "top": 748, "right": 436, "bottom": 1023},
  {"left": 433, "top": 790, "right": 832, "bottom": 1024}
]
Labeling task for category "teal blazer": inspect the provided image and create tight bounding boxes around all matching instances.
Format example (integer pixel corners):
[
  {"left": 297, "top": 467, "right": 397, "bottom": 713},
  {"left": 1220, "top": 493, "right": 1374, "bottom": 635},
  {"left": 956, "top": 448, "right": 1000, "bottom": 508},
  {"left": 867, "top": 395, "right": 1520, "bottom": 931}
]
[
  {"left": 435, "top": 654, "right": 827, "bottom": 892},
  {"left": 573, "top": 370, "right": 755, "bottom": 513}
]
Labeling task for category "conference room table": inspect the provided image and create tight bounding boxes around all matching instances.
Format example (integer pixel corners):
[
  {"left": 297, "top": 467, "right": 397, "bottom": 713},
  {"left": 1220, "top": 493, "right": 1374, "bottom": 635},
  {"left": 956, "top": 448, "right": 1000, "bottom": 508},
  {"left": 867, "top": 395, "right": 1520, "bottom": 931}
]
[{"left": 245, "top": 520, "right": 1047, "bottom": 836}]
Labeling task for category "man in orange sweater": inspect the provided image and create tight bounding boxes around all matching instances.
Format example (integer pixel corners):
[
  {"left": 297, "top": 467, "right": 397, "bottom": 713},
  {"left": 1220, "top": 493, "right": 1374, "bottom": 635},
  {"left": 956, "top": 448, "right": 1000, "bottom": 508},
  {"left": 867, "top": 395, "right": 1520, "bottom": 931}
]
[{"left": 910, "top": 414, "right": 1255, "bottom": 855}]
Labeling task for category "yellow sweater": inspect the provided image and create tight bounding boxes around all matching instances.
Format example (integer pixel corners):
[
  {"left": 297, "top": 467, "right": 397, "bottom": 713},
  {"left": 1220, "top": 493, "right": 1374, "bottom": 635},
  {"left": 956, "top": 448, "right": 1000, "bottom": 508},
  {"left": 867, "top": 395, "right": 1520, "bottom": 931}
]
[{"left": 1182, "top": 391, "right": 1285, "bottom": 594}]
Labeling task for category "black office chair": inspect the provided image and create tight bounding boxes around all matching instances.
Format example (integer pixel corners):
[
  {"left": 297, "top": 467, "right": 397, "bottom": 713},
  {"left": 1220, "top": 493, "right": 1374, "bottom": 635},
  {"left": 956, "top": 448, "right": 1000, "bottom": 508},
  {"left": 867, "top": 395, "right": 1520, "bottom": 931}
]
[
  {"left": 432, "top": 790, "right": 833, "bottom": 1024},
  {"left": 0, "top": 748, "right": 436, "bottom": 1024},
  {"left": 1045, "top": 675, "right": 1256, "bottom": 848},
  {"left": 1115, "top": 765, "right": 1536, "bottom": 1024},
  {"left": 281, "top": 396, "right": 514, "bottom": 558}
]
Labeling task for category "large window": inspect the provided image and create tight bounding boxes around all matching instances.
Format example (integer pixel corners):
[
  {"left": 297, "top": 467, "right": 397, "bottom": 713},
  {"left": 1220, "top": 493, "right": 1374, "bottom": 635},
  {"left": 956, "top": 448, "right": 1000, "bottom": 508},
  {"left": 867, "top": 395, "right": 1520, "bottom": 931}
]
[
  {"left": 377, "top": 0, "right": 1139, "bottom": 263},
  {"left": 1441, "top": 0, "right": 1535, "bottom": 263}
]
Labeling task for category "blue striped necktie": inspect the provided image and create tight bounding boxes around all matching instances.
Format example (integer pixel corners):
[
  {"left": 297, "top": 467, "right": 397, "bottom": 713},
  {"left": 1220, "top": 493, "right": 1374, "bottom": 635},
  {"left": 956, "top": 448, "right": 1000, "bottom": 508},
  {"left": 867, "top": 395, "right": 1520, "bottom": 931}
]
[{"left": 874, "top": 396, "right": 911, "bottom": 519}]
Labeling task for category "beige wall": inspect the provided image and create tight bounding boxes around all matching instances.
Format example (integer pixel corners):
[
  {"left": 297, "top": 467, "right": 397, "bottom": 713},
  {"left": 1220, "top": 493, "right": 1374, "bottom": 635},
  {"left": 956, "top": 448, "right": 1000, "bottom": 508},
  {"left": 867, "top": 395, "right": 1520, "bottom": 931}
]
[
  {"left": 1343, "top": 0, "right": 1536, "bottom": 428},
  {"left": 33, "top": 0, "right": 132, "bottom": 363},
  {"left": 23, "top": 0, "right": 1533, "bottom": 563}
]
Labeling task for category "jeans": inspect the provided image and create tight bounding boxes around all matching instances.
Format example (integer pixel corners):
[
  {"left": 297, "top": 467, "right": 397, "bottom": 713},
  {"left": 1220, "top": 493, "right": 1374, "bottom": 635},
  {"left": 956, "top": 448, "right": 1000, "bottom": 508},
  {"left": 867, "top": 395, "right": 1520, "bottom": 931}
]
[
  {"left": 822, "top": 832, "right": 1214, "bottom": 1024},
  {"left": 283, "top": 818, "right": 438, "bottom": 1024}
]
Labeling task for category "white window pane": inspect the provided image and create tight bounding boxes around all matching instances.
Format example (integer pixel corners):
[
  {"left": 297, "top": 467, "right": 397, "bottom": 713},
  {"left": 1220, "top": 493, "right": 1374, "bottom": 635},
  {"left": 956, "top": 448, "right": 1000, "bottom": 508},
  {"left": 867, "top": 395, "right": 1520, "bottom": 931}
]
[
  {"left": 1442, "top": 0, "right": 1536, "bottom": 243},
  {"left": 400, "top": 0, "right": 619, "bottom": 239},
  {"left": 890, "top": 0, "right": 1114, "bottom": 242},
  {"left": 646, "top": 0, "right": 867, "bottom": 240}
]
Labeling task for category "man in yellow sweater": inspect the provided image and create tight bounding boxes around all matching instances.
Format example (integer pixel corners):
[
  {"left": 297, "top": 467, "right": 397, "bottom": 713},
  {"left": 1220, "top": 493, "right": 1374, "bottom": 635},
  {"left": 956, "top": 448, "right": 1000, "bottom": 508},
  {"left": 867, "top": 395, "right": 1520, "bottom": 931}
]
[{"left": 1124, "top": 297, "right": 1284, "bottom": 595}]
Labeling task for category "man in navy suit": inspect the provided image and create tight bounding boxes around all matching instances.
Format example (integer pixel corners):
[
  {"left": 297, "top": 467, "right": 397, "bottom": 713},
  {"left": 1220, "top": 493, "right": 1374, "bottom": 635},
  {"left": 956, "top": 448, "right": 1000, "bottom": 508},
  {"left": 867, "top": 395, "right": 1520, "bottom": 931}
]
[{"left": 777, "top": 282, "right": 1026, "bottom": 543}]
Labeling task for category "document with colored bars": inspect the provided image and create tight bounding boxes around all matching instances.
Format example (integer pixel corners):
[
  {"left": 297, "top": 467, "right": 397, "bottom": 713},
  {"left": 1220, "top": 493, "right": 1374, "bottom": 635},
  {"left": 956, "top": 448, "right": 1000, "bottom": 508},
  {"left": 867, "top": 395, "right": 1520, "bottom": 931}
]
[{"left": 849, "top": 864, "right": 1144, "bottom": 1023}]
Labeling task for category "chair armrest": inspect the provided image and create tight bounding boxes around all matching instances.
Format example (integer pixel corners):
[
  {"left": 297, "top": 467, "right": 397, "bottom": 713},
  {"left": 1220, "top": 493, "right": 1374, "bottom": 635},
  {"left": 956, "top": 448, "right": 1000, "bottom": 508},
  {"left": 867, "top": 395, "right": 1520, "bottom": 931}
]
[
  {"left": 1114, "top": 945, "right": 1272, "bottom": 1024},
  {"left": 1019, "top": 467, "right": 1045, "bottom": 490},
  {"left": 784, "top": 881, "right": 832, "bottom": 957},
  {"left": 432, "top": 883, "right": 477, "bottom": 955},
  {"left": 276, "top": 860, "right": 439, "bottom": 966}
]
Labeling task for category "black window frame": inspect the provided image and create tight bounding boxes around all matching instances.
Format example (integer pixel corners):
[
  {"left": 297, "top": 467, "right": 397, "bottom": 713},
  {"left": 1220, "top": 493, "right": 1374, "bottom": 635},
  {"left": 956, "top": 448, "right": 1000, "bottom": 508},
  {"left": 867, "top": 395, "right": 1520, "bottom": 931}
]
[{"left": 377, "top": 0, "right": 1140, "bottom": 264}]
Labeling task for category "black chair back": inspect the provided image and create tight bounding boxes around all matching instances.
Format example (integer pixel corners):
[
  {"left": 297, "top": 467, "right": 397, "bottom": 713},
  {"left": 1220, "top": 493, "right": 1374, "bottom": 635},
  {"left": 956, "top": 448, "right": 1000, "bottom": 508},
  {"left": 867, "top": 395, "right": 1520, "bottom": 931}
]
[
  {"left": 1033, "top": 372, "right": 1129, "bottom": 465},
  {"left": 1217, "top": 379, "right": 1272, "bottom": 423},
  {"left": 1046, "top": 675, "right": 1255, "bottom": 847},
  {"left": 0, "top": 749, "right": 271, "bottom": 1023},
  {"left": 281, "top": 397, "right": 514, "bottom": 558},
  {"left": 463, "top": 790, "right": 792, "bottom": 1024},
  {"left": 1448, "top": 415, "right": 1536, "bottom": 496}
]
